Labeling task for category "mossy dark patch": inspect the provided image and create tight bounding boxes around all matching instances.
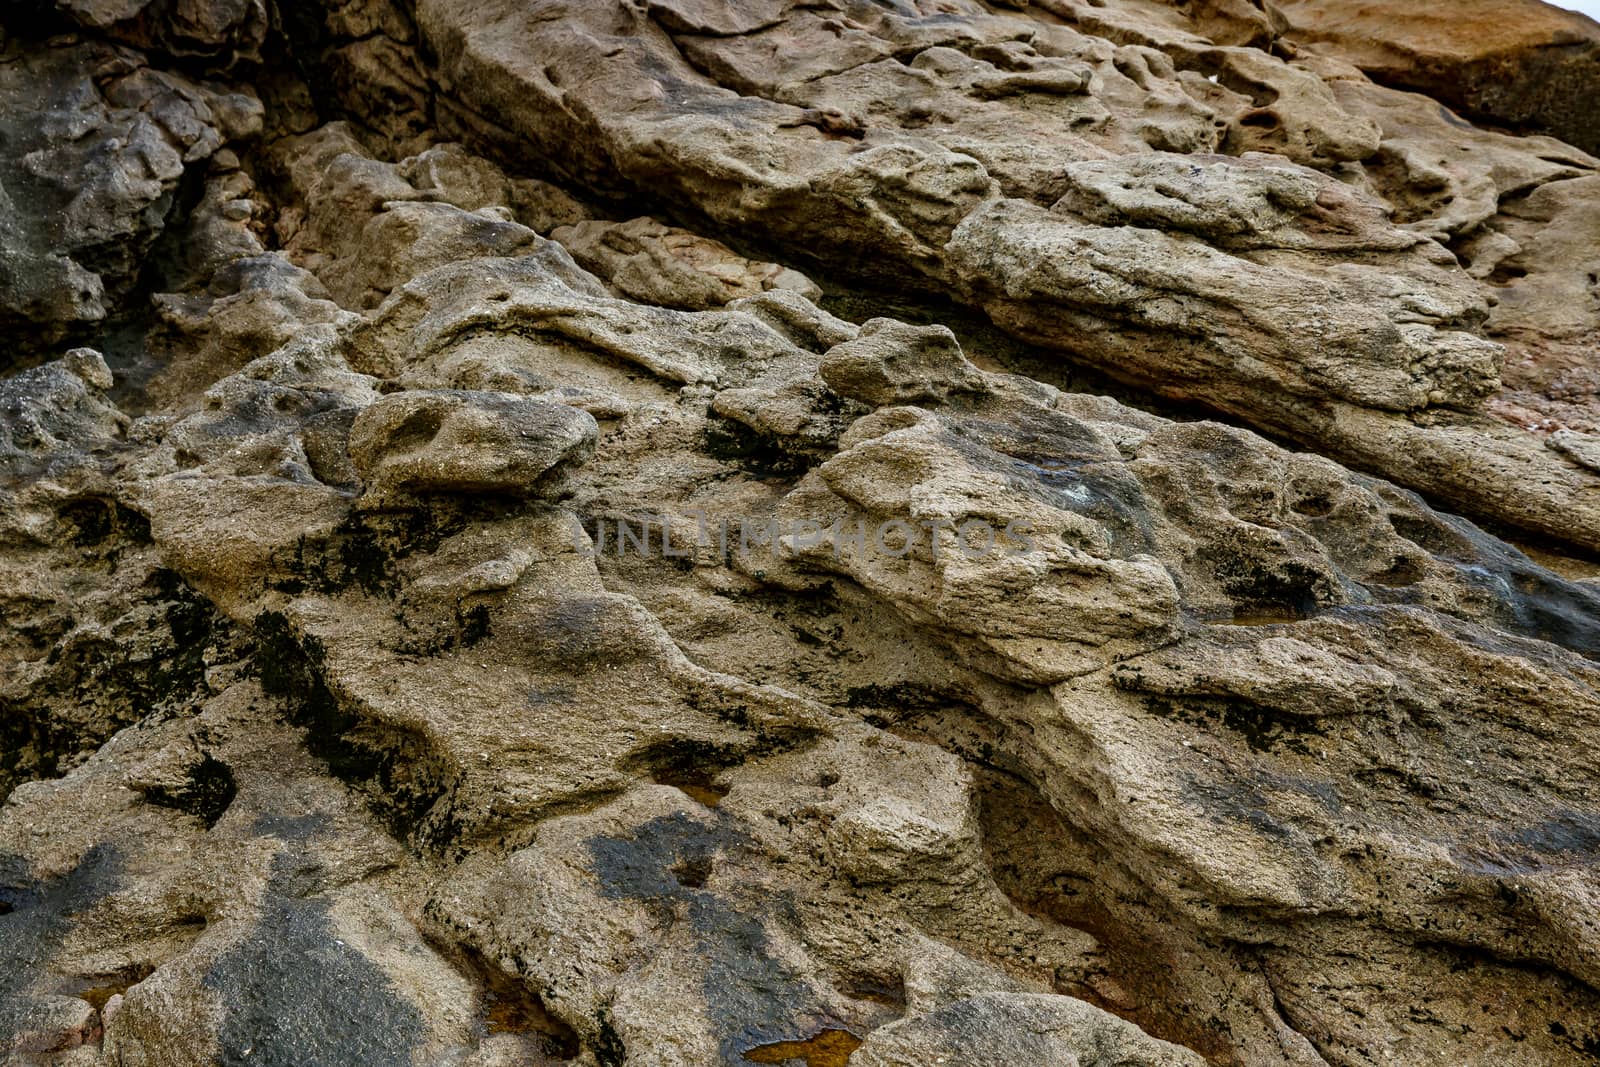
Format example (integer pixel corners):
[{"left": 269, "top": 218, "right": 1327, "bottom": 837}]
[
  {"left": 1493, "top": 809, "right": 1600, "bottom": 863},
  {"left": 389, "top": 601, "right": 500, "bottom": 660},
  {"left": 586, "top": 813, "right": 726, "bottom": 906},
  {"left": 57, "top": 496, "right": 152, "bottom": 554},
  {"left": 704, "top": 414, "right": 819, "bottom": 480},
  {"left": 1205, "top": 549, "right": 1332, "bottom": 621},
  {"left": 154, "top": 567, "right": 215, "bottom": 651},
  {"left": 271, "top": 504, "right": 478, "bottom": 598},
  {"left": 459, "top": 603, "right": 493, "bottom": 647},
  {"left": 593, "top": 1006, "right": 628, "bottom": 1067},
  {"left": 678, "top": 687, "right": 821, "bottom": 761},
  {"left": 1140, "top": 694, "right": 1321, "bottom": 755},
  {"left": 0, "top": 567, "right": 224, "bottom": 802},
  {"left": 137, "top": 754, "right": 237, "bottom": 828},
  {"left": 844, "top": 683, "right": 963, "bottom": 731},
  {"left": 253, "top": 611, "right": 455, "bottom": 850}
]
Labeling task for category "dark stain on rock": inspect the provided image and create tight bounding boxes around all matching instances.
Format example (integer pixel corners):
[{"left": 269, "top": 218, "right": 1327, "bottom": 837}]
[
  {"left": 594, "top": 1005, "right": 628, "bottom": 1067},
  {"left": 0, "top": 845, "right": 122, "bottom": 1038},
  {"left": 627, "top": 738, "right": 740, "bottom": 807},
  {"left": 835, "top": 969, "right": 907, "bottom": 1011},
  {"left": 519, "top": 594, "right": 636, "bottom": 667},
  {"left": 272, "top": 505, "right": 476, "bottom": 598},
  {"left": 1, "top": 565, "right": 223, "bottom": 802},
  {"left": 589, "top": 811, "right": 734, "bottom": 903},
  {"left": 1479, "top": 808, "right": 1600, "bottom": 872},
  {"left": 843, "top": 682, "right": 974, "bottom": 732},
  {"left": 254, "top": 612, "right": 454, "bottom": 849},
  {"left": 57, "top": 495, "right": 151, "bottom": 555},
  {"left": 1183, "top": 775, "right": 1299, "bottom": 840},
  {"left": 587, "top": 813, "right": 854, "bottom": 1064},
  {"left": 459, "top": 603, "right": 492, "bottom": 647},
  {"left": 526, "top": 684, "right": 578, "bottom": 706},
  {"left": 1206, "top": 549, "right": 1332, "bottom": 621},
  {"left": 203, "top": 851, "right": 426, "bottom": 1067},
  {"left": 1141, "top": 694, "right": 1321, "bottom": 755},
  {"left": 1486, "top": 563, "right": 1600, "bottom": 661},
  {"left": 1387, "top": 506, "right": 1600, "bottom": 660}
]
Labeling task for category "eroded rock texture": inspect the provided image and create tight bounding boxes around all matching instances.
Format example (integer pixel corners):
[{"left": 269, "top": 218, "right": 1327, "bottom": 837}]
[{"left": 3, "top": 1, "right": 1600, "bottom": 1066}]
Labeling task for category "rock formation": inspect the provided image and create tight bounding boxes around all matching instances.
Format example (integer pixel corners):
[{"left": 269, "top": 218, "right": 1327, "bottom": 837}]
[{"left": 3, "top": 1, "right": 1600, "bottom": 1065}]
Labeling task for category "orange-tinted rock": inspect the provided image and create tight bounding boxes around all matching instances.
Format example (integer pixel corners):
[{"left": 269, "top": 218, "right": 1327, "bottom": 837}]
[{"left": 1278, "top": 0, "right": 1600, "bottom": 153}]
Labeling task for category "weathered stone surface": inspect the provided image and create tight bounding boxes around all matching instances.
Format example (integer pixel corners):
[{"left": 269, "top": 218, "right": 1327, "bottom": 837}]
[
  {"left": 394, "top": 0, "right": 1600, "bottom": 552},
  {"left": 348, "top": 390, "right": 597, "bottom": 505},
  {"left": 54, "top": 0, "right": 270, "bottom": 62},
  {"left": 5, "top": 2, "right": 1600, "bottom": 1066},
  {"left": 849, "top": 992, "right": 1206, "bottom": 1067},
  {"left": 0, "top": 39, "right": 260, "bottom": 356},
  {"left": 554, "top": 216, "right": 822, "bottom": 310},
  {"left": 819, "top": 318, "right": 989, "bottom": 409},
  {"left": 270, "top": 126, "right": 545, "bottom": 310},
  {"left": 1277, "top": 0, "right": 1600, "bottom": 155}
]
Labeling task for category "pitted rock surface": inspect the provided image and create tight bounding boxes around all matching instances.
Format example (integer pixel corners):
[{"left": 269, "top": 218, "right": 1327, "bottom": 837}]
[{"left": 3, "top": 2, "right": 1600, "bottom": 1067}]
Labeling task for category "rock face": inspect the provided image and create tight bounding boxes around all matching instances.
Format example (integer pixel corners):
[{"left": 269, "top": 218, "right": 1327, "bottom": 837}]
[
  {"left": 1275, "top": 0, "right": 1600, "bottom": 156},
  {"left": 0, "top": 38, "right": 260, "bottom": 357},
  {"left": 3, "top": 2, "right": 1600, "bottom": 1067}
]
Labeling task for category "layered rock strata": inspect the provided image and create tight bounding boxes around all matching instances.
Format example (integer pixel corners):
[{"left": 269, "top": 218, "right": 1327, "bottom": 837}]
[{"left": 4, "top": 2, "right": 1600, "bottom": 1066}]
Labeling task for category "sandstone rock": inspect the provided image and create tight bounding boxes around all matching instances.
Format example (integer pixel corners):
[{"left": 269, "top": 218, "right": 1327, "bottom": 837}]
[
  {"left": 400, "top": 0, "right": 1600, "bottom": 552},
  {"left": 1, "top": 682, "right": 477, "bottom": 1067},
  {"left": 0, "top": 39, "right": 260, "bottom": 355},
  {"left": 348, "top": 390, "right": 598, "bottom": 504},
  {"left": 848, "top": 992, "right": 1206, "bottom": 1067},
  {"left": 146, "top": 253, "right": 354, "bottom": 413},
  {"left": 1278, "top": 0, "right": 1600, "bottom": 155},
  {"left": 553, "top": 216, "right": 822, "bottom": 310},
  {"left": 54, "top": 0, "right": 270, "bottom": 62},
  {"left": 819, "top": 318, "right": 989, "bottom": 408},
  {"left": 271, "top": 128, "right": 543, "bottom": 309},
  {"left": 0, "top": 351, "right": 127, "bottom": 481},
  {"left": 5, "top": 1, "right": 1600, "bottom": 1065}
]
